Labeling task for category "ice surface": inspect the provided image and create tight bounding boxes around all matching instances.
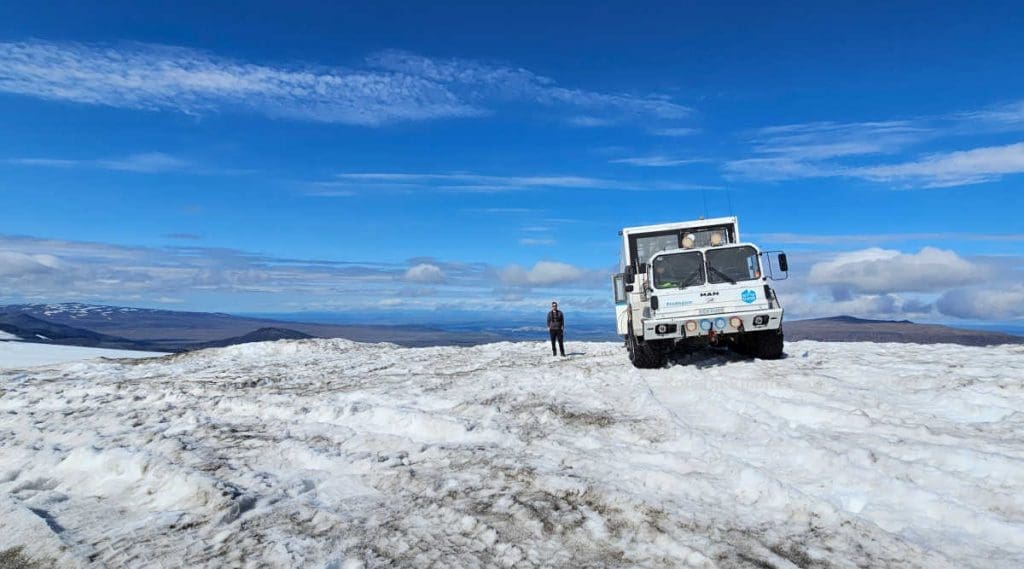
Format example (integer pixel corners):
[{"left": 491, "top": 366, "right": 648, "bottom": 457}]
[
  {"left": 1, "top": 338, "right": 1023, "bottom": 568},
  {"left": 0, "top": 342, "right": 165, "bottom": 369}
]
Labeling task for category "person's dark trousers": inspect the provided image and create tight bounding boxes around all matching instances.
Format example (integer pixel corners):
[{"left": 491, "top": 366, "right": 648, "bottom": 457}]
[{"left": 549, "top": 329, "right": 565, "bottom": 356}]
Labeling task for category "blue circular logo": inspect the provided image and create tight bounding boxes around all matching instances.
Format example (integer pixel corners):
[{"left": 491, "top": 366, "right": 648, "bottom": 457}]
[
  {"left": 741, "top": 289, "right": 757, "bottom": 303},
  {"left": 714, "top": 317, "right": 727, "bottom": 330},
  {"left": 700, "top": 319, "right": 713, "bottom": 331}
]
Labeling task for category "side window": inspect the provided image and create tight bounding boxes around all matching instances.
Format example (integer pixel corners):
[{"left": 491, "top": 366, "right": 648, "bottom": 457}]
[{"left": 612, "top": 274, "right": 627, "bottom": 304}]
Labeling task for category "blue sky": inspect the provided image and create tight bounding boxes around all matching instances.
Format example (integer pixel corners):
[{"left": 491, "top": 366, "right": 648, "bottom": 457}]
[{"left": 1, "top": 1, "right": 1023, "bottom": 324}]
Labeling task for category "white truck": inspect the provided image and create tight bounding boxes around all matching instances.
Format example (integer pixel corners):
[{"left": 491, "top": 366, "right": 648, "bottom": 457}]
[{"left": 611, "top": 216, "right": 788, "bottom": 368}]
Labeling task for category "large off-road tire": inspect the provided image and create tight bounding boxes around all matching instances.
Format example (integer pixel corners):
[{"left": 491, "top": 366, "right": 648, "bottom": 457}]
[
  {"left": 743, "top": 328, "right": 785, "bottom": 360},
  {"left": 626, "top": 322, "right": 667, "bottom": 368}
]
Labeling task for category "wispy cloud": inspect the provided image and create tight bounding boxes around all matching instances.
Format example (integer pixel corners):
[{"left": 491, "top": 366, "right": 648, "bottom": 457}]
[
  {"left": 460, "top": 207, "right": 538, "bottom": 214},
  {"left": 726, "top": 103, "right": 1024, "bottom": 187},
  {"left": 650, "top": 127, "right": 700, "bottom": 137},
  {"left": 97, "top": 152, "right": 190, "bottom": 173},
  {"left": 729, "top": 140, "right": 1024, "bottom": 188},
  {"left": 567, "top": 115, "right": 616, "bottom": 127},
  {"left": 519, "top": 238, "right": 555, "bottom": 246},
  {"left": 754, "top": 231, "right": 1024, "bottom": 245},
  {"left": 367, "top": 50, "right": 691, "bottom": 121},
  {"left": 0, "top": 41, "right": 479, "bottom": 125},
  {"left": 854, "top": 142, "right": 1024, "bottom": 187},
  {"left": 311, "top": 171, "right": 716, "bottom": 193},
  {"left": 163, "top": 233, "right": 204, "bottom": 241},
  {"left": 725, "top": 120, "right": 930, "bottom": 181},
  {"left": 0, "top": 41, "right": 690, "bottom": 127},
  {"left": 7, "top": 152, "right": 189, "bottom": 173},
  {"left": 950, "top": 99, "right": 1024, "bottom": 130},
  {"left": 609, "top": 155, "right": 704, "bottom": 167}
]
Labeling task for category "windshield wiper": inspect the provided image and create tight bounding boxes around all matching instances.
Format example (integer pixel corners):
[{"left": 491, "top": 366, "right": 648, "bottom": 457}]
[
  {"left": 677, "top": 267, "right": 704, "bottom": 289},
  {"left": 707, "top": 265, "right": 736, "bottom": 284}
]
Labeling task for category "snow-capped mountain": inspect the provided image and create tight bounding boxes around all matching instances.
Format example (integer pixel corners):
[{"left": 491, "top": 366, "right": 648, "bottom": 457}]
[{"left": 2, "top": 339, "right": 1022, "bottom": 567}]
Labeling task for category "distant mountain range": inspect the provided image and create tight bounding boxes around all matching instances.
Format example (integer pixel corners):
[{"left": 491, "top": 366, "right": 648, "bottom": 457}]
[
  {"left": 0, "top": 303, "right": 1020, "bottom": 353},
  {"left": 0, "top": 303, "right": 506, "bottom": 352}
]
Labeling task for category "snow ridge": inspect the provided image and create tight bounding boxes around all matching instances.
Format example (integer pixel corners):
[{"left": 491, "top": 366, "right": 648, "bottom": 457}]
[{"left": 1, "top": 339, "right": 1023, "bottom": 568}]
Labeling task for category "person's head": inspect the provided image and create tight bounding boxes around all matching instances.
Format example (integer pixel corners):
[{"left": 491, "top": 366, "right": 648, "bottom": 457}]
[
  {"left": 681, "top": 233, "right": 696, "bottom": 249},
  {"left": 551, "top": 301, "right": 558, "bottom": 311},
  {"left": 710, "top": 232, "right": 723, "bottom": 246}
]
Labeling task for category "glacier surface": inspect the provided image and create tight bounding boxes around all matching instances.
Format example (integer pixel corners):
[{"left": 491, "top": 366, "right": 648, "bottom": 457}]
[{"left": 1, "top": 339, "right": 1022, "bottom": 568}]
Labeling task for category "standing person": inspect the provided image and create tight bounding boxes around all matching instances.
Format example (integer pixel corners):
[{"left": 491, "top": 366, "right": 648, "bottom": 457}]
[{"left": 547, "top": 301, "right": 565, "bottom": 357}]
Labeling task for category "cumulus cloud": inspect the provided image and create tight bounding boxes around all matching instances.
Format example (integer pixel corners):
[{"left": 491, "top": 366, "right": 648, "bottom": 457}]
[
  {"left": 781, "top": 291, "right": 933, "bottom": 321},
  {"left": 936, "top": 286, "right": 1024, "bottom": 320},
  {"left": 0, "top": 235, "right": 615, "bottom": 316},
  {"left": 807, "top": 247, "right": 986, "bottom": 295},
  {"left": 0, "top": 41, "right": 690, "bottom": 127},
  {"left": 500, "top": 261, "right": 586, "bottom": 286},
  {"left": 404, "top": 263, "right": 445, "bottom": 283},
  {"left": 0, "top": 251, "right": 62, "bottom": 276}
]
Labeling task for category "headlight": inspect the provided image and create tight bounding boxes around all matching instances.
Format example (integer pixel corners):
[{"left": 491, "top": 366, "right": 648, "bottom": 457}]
[
  {"left": 729, "top": 316, "right": 743, "bottom": 328},
  {"left": 685, "top": 320, "right": 698, "bottom": 332}
]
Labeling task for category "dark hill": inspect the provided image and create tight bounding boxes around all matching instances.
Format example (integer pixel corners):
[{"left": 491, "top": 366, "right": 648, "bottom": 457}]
[
  {"left": 0, "top": 313, "right": 153, "bottom": 350},
  {"left": 194, "top": 327, "right": 314, "bottom": 349},
  {"left": 786, "top": 316, "right": 1024, "bottom": 347}
]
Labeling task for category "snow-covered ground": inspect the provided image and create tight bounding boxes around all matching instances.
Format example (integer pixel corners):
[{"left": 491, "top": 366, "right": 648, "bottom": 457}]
[
  {"left": 1, "top": 339, "right": 1022, "bottom": 568},
  {"left": 0, "top": 341, "right": 165, "bottom": 369}
]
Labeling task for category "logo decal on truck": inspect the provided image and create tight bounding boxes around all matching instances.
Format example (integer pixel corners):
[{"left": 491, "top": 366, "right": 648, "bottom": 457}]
[{"left": 741, "top": 289, "right": 757, "bottom": 303}]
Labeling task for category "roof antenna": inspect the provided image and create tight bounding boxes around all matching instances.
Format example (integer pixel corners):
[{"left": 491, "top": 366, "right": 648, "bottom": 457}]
[
  {"left": 726, "top": 187, "right": 734, "bottom": 217},
  {"left": 701, "top": 188, "right": 709, "bottom": 218}
]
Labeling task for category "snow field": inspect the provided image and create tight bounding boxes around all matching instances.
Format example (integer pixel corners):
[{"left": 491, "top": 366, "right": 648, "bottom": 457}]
[
  {"left": 1, "top": 339, "right": 1023, "bottom": 567},
  {"left": 0, "top": 341, "right": 164, "bottom": 369}
]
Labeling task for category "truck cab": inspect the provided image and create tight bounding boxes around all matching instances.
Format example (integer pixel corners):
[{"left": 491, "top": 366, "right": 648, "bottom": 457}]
[{"left": 612, "top": 216, "right": 788, "bottom": 367}]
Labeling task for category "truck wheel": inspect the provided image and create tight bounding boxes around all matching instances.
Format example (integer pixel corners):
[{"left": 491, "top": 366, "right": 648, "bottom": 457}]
[
  {"left": 746, "top": 329, "right": 785, "bottom": 360},
  {"left": 627, "top": 322, "right": 667, "bottom": 368}
]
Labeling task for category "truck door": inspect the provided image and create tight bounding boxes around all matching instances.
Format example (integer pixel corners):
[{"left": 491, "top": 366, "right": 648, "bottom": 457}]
[{"left": 612, "top": 274, "right": 629, "bottom": 335}]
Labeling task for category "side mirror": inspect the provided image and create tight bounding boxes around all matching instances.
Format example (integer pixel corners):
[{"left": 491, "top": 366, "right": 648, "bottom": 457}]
[{"left": 778, "top": 253, "right": 789, "bottom": 272}]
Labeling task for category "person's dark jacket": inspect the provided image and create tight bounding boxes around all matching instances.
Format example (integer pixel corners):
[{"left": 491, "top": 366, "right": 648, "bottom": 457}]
[{"left": 547, "top": 309, "right": 564, "bottom": 331}]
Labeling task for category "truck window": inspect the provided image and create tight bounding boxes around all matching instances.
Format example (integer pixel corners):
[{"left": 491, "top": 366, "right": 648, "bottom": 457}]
[
  {"left": 634, "top": 233, "right": 680, "bottom": 266},
  {"left": 705, "top": 246, "right": 761, "bottom": 284},
  {"left": 652, "top": 251, "right": 705, "bottom": 289}
]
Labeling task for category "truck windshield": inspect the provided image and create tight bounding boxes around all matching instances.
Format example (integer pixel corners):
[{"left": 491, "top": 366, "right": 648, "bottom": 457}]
[
  {"left": 705, "top": 246, "right": 761, "bottom": 284},
  {"left": 651, "top": 251, "right": 705, "bottom": 289}
]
